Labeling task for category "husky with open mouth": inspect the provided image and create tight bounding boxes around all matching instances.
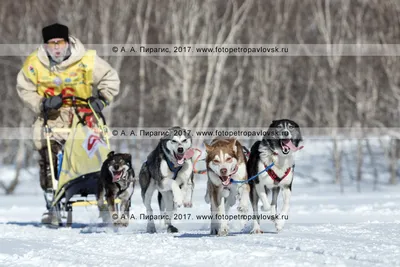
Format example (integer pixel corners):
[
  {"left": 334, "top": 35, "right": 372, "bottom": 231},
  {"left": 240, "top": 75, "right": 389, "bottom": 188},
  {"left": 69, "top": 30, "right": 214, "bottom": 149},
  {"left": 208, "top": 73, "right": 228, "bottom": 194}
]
[
  {"left": 97, "top": 151, "right": 136, "bottom": 227},
  {"left": 139, "top": 126, "right": 195, "bottom": 233},
  {"left": 247, "top": 119, "right": 303, "bottom": 233},
  {"left": 204, "top": 138, "right": 249, "bottom": 236}
]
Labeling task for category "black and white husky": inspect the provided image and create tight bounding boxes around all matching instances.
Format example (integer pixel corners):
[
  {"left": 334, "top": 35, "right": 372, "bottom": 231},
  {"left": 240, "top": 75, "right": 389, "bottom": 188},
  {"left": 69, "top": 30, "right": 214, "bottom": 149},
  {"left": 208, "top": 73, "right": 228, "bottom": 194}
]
[
  {"left": 139, "top": 126, "right": 195, "bottom": 233},
  {"left": 247, "top": 119, "right": 303, "bottom": 233}
]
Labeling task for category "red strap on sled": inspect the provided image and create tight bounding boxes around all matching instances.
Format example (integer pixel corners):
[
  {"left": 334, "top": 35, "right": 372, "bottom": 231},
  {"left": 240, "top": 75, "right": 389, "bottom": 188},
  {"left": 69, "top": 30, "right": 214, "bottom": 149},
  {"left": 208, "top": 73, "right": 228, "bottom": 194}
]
[
  {"left": 77, "top": 107, "right": 95, "bottom": 128},
  {"left": 77, "top": 107, "right": 93, "bottom": 114}
]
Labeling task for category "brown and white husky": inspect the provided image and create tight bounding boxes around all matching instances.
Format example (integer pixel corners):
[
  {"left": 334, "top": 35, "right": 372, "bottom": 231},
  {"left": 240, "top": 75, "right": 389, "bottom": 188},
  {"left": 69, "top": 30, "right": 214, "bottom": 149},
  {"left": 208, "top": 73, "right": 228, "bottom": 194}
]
[{"left": 204, "top": 138, "right": 249, "bottom": 236}]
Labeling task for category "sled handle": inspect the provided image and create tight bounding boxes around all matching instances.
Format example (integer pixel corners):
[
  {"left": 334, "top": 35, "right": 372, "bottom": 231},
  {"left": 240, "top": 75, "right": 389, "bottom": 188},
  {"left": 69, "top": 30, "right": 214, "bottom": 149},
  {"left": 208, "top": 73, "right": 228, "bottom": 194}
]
[{"left": 42, "top": 96, "right": 107, "bottom": 127}]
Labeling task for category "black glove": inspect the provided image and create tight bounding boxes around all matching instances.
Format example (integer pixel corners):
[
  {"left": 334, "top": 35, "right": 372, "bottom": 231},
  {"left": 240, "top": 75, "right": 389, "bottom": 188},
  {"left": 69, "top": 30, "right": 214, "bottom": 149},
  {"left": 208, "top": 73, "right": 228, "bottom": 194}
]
[
  {"left": 88, "top": 97, "right": 106, "bottom": 113},
  {"left": 42, "top": 93, "right": 63, "bottom": 111}
]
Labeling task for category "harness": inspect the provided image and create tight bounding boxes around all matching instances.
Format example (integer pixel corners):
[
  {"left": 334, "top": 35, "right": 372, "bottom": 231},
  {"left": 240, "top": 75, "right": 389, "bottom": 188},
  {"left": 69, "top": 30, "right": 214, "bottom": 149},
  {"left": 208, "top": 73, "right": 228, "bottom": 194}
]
[
  {"left": 230, "top": 163, "right": 274, "bottom": 184},
  {"left": 193, "top": 148, "right": 207, "bottom": 174},
  {"left": 165, "top": 155, "right": 182, "bottom": 180},
  {"left": 114, "top": 166, "right": 135, "bottom": 197},
  {"left": 266, "top": 164, "right": 292, "bottom": 185}
]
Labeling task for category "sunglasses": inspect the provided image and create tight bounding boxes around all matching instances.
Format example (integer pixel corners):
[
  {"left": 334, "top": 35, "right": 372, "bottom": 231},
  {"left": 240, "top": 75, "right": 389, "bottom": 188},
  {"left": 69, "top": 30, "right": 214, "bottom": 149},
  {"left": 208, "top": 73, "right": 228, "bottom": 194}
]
[{"left": 46, "top": 40, "right": 67, "bottom": 48}]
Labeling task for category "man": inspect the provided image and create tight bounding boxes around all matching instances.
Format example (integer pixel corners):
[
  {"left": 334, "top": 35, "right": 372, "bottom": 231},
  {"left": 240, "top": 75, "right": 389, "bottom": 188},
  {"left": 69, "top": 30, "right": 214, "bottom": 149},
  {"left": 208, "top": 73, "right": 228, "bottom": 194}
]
[{"left": 16, "top": 23, "right": 120, "bottom": 223}]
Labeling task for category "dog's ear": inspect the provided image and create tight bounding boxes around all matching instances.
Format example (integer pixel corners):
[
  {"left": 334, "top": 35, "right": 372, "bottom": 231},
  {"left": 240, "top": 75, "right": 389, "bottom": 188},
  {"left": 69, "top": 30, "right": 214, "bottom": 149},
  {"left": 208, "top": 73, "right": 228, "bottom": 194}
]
[
  {"left": 204, "top": 142, "right": 213, "bottom": 153},
  {"left": 230, "top": 138, "right": 237, "bottom": 154},
  {"left": 107, "top": 151, "right": 115, "bottom": 159},
  {"left": 123, "top": 153, "right": 132, "bottom": 165},
  {"left": 267, "top": 120, "right": 279, "bottom": 139}
]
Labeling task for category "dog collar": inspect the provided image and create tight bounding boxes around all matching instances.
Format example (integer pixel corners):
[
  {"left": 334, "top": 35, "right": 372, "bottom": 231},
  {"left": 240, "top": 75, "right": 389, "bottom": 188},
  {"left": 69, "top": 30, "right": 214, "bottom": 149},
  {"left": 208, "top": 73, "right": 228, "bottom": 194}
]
[{"left": 165, "top": 156, "right": 183, "bottom": 180}]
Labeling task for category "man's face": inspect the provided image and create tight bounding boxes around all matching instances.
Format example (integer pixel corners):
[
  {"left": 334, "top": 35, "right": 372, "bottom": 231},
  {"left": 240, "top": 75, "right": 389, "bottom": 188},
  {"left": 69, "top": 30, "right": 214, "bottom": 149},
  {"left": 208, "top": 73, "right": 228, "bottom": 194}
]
[{"left": 45, "top": 38, "right": 69, "bottom": 63}]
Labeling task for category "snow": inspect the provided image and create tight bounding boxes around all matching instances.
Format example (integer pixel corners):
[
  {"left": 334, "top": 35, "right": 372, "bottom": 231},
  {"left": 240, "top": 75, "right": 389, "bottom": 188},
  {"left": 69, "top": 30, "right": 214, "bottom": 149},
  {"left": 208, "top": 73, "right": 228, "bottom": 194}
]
[{"left": 1, "top": 139, "right": 400, "bottom": 266}]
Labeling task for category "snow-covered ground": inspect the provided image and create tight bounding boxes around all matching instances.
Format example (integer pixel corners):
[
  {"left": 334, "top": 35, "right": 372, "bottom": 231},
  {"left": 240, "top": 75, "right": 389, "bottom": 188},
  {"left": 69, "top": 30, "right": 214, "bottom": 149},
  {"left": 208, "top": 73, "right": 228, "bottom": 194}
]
[{"left": 1, "top": 138, "right": 400, "bottom": 266}]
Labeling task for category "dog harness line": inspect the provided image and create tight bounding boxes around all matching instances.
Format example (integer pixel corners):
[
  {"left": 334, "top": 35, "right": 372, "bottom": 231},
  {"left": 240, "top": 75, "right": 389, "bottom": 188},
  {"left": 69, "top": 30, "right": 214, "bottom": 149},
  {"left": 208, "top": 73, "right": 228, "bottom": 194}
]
[{"left": 230, "top": 162, "right": 275, "bottom": 184}]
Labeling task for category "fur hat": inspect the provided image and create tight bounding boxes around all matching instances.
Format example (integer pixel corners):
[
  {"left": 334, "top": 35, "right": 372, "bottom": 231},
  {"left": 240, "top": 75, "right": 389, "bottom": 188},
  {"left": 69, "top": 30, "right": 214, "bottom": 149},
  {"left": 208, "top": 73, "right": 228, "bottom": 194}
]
[{"left": 42, "top": 23, "right": 69, "bottom": 43}]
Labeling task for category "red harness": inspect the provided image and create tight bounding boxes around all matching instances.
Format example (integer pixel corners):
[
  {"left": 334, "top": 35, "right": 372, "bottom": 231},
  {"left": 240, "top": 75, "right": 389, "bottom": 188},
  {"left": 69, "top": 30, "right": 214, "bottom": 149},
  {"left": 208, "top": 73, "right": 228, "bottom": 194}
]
[{"left": 266, "top": 165, "right": 291, "bottom": 183}]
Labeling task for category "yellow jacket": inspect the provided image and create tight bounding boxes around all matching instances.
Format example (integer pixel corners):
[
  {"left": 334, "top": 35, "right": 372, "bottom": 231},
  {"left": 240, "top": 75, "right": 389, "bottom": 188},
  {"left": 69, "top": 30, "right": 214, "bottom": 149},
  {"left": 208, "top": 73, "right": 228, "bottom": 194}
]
[{"left": 16, "top": 35, "right": 120, "bottom": 114}]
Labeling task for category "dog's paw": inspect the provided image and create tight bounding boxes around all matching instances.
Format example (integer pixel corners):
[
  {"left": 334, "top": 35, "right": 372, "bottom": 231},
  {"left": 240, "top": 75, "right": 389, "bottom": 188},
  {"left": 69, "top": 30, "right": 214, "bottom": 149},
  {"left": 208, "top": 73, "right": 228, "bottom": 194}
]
[
  {"left": 113, "top": 219, "right": 121, "bottom": 227},
  {"left": 218, "top": 226, "right": 229, "bottom": 236},
  {"left": 183, "top": 202, "right": 192, "bottom": 208},
  {"left": 167, "top": 225, "right": 179, "bottom": 233},
  {"left": 174, "top": 195, "right": 183, "bottom": 208},
  {"left": 210, "top": 221, "right": 219, "bottom": 235},
  {"left": 250, "top": 228, "right": 263, "bottom": 234},
  {"left": 147, "top": 222, "right": 157, "bottom": 234},
  {"left": 120, "top": 217, "right": 129, "bottom": 227},
  {"left": 275, "top": 223, "right": 284, "bottom": 232},
  {"left": 237, "top": 204, "right": 249, "bottom": 214},
  {"left": 275, "top": 219, "right": 285, "bottom": 232}
]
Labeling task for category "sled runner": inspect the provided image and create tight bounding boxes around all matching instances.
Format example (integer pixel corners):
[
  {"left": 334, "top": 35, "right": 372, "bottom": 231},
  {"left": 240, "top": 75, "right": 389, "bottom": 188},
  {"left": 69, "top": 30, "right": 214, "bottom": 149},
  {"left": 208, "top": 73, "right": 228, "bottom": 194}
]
[{"left": 42, "top": 96, "right": 113, "bottom": 228}]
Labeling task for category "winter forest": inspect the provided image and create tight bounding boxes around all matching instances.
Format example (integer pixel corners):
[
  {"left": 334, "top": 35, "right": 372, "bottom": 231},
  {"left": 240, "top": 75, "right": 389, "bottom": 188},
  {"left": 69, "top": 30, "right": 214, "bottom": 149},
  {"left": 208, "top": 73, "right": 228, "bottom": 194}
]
[{"left": 0, "top": 0, "right": 400, "bottom": 193}]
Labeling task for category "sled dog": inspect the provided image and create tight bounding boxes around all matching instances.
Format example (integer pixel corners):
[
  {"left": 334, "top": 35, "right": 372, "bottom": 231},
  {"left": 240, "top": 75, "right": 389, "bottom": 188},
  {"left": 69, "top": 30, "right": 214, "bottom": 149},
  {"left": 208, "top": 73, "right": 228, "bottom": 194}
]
[
  {"left": 97, "top": 151, "right": 136, "bottom": 227},
  {"left": 247, "top": 119, "right": 303, "bottom": 233},
  {"left": 139, "top": 126, "right": 194, "bottom": 233},
  {"left": 204, "top": 138, "right": 249, "bottom": 236}
]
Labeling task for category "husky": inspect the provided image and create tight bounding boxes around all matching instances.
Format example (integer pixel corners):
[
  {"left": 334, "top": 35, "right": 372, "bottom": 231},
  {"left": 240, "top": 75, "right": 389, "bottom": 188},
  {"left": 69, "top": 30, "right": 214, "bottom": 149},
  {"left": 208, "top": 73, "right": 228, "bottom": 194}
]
[
  {"left": 204, "top": 138, "right": 249, "bottom": 236},
  {"left": 139, "top": 126, "right": 195, "bottom": 233},
  {"left": 247, "top": 119, "right": 303, "bottom": 233},
  {"left": 97, "top": 151, "right": 136, "bottom": 227}
]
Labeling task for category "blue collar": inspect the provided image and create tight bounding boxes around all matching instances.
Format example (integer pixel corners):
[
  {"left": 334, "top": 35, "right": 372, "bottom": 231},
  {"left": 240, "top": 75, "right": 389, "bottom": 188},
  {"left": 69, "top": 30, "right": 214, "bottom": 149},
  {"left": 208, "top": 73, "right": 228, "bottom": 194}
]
[{"left": 165, "top": 156, "right": 182, "bottom": 180}]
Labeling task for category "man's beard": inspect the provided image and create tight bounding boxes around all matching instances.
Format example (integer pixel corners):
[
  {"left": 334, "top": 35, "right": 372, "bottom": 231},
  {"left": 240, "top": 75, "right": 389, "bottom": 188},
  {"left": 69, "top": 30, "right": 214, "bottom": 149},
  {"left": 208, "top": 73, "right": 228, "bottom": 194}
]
[
  {"left": 48, "top": 47, "right": 70, "bottom": 64},
  {"left": 51, "top": 54, "right": 65, "bottom": 63}
]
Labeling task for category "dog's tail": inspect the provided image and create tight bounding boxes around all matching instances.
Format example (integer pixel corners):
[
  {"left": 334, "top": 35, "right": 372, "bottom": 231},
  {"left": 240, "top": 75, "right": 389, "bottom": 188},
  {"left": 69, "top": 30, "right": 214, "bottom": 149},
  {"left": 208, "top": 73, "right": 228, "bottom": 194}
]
[{"left": 139, "top": 162, "right": 151, "bottom": 202}]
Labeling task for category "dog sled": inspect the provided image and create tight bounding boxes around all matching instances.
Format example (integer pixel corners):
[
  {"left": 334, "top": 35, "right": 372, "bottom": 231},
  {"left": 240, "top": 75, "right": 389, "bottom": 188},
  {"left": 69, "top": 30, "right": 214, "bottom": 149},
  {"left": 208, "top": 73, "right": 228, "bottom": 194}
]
[{"left": 42, "top": 96, "right": 112, "bottom": 228}]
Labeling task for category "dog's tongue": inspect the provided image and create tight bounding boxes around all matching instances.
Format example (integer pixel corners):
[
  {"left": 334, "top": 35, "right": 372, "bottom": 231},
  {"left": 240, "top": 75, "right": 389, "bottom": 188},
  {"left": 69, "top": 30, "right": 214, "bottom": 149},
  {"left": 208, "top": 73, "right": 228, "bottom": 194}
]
[
  {"left": 184, "top": 148, "right": 195, "bottom": 159},
  {"left": 282, "top": 140, "right": 304, "bottom": 152},
  {"left": 221, "top": 176, "right": 230, "bottom": 186},
  {"left": 177, "top": 149, "right": 195, "bottom": 165},
  {"left": 112, "top": 171, "right": 122, "bottom": 182}
]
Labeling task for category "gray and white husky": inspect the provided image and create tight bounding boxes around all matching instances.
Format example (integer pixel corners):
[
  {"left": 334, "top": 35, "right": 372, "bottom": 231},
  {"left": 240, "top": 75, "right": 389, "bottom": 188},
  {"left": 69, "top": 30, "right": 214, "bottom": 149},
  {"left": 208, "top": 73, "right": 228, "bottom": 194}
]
[
  {"left": 139, "top": 126, "right": 195, "bottom": 233},
  {"left": 247, "top": 119, "right": 303, "bottom": 233}
]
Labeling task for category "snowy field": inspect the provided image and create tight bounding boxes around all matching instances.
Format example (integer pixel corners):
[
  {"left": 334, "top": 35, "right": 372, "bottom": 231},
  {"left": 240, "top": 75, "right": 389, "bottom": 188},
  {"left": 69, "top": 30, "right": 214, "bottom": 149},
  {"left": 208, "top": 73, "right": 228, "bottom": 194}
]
[{"left": 1, "top": 139, "right": 400, "bottom": 267}]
